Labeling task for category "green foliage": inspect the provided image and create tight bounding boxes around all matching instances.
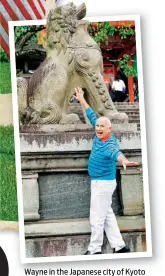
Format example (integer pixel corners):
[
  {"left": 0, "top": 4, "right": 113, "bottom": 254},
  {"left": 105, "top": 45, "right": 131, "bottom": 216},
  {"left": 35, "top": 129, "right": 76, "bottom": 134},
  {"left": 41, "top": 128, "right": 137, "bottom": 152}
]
[
  {"left": 89, "top": 21, "right": 134, "bottom": 45},
  {"left": 117, "top": 54, "right": 135, "bottom": 77},
  {"left": 0, "top": 126, "right": 15, "bottom": 155},
  {"left": 89, "top": 22, "right": 117, "bottom": 45},
  {"left": 0, "top": 126, "right": 18, "bottom": 221},
  {"left": 118, "top": 26, "right": 135, "bottom": 39},
  {"left": 108, "top": 25, "right": 117, "bottom": 36},
  {"left": 0, "top": 154, "right": 18, "bottom": 221},
  {"left": 0, "top": 47, "right": 9, "bottom": 62},
  {"left": 88, "top": 22, "right": 135, "bottom": 77},
  {"left": 0, "top": 62, "right": 11, "bottom": 93},
  {"left": 14, "top": 25, "right": 37, "bottom": 45}
]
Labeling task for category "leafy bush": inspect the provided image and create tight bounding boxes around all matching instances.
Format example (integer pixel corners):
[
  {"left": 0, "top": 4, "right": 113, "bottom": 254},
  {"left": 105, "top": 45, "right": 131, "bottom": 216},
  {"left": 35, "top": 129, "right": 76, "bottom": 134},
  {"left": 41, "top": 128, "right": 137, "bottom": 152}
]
[
  {"left": 117, "top": 54, "right": 135, "bottom": 77},
  {"left": 0, "top": 47, "right": 9, "bottom": 62}
]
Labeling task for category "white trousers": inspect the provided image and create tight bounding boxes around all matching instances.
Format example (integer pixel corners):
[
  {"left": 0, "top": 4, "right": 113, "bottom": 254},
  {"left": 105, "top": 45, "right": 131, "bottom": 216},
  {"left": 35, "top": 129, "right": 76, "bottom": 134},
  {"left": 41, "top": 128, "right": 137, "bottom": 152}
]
[{"left": 88, "top": 180, "right": 125, "bottom": 254}]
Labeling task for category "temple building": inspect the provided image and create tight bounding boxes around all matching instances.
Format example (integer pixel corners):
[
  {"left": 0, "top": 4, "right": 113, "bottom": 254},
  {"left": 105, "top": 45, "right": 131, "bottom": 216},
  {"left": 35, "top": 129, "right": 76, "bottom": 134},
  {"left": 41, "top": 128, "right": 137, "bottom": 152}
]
[{"left": 93, "top": 21, "right": 138, "bottom": 102}]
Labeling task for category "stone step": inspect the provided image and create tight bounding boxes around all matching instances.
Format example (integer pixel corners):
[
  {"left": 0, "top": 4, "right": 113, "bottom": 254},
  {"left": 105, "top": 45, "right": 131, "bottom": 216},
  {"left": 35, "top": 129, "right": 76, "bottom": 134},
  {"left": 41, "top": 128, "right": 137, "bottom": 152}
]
[
  {"left": 125, "top": 111, "right": 140, "bottom": 114},
  {"left": 26, "top": 232, "right": 146, "bottom": 257},
  {"left": 123, "top": 111, "right": 139, "bottom": 115},
  {"left": 68, "top": 106, "right": 140, "bottom": 116},
  {"left": 115, "top": 103, "right": 139, "bottom": 107},
  {"left": 117, "top": 112, "right": 140, "bottom": 116},
  {"left": 25, "top": 217, "right": 146, "bottom": 256},
  {"left": 129, "top": 119, "right": 140, "bottom": 124},
  {"left": 127, "top": 115, "right": 140, "bottom": 119},
  {"left": 69, "top": 103, "right": 139, "bottom": 110},
  {"left": 68, "top": 109, "right": 140, "bottom": 116},
  {"left": 117, "top": 105, "right": 139, "bottom": 108},
  {"left": 124, "top": 116, "right": 140, "bottom": 121},
  {"left": 115, "top": 106, "right": 139, "bottom": 110},
  {"left": 116, "top": 108, "right": 140, "bottom": 112},
  {"left": 25, "top": 217, "right": 145, "bottom": 238},
  {"left": 70, "top": 102, "right": 139, "bottom": 106},
  {"left": 68, "top": 106, "right": 140, "bottom": 114},
  {"left": 68, "top": 103, "right": 140, "bottom": 129},
  {"left": 114, "top": 102, "right": 139, "bottom": 106},
  {"left": 137, "top": 123, "right": 141, "bottom": 131}
]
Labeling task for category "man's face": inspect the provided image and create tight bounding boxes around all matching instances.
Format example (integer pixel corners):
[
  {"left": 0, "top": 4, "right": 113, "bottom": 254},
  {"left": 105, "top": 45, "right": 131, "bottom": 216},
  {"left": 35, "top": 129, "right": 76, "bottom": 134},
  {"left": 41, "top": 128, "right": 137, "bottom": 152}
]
[{"left": 95, "top": 117, "right": 111, "bottom": 139}]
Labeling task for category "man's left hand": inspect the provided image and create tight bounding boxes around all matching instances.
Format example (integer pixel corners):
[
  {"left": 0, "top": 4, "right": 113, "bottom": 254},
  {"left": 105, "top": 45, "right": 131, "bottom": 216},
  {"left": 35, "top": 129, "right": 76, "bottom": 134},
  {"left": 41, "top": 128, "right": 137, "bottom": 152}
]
[{"left": 122, "top": 160, "right": 139, "bottom": 170}]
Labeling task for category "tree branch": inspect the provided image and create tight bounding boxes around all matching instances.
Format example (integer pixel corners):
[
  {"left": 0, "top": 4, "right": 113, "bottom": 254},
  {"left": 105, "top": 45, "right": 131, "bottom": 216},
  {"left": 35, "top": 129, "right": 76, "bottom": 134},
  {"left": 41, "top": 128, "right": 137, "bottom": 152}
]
[{"left": 15, "top": 26, "right": 46, "bottom": 51}]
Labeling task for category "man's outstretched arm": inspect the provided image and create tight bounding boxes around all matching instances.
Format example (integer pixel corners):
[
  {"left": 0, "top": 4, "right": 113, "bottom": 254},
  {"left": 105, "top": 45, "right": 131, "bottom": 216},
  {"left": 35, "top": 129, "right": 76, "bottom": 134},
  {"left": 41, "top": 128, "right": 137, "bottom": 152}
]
[
  {"left": 73, "top": 87, "right": 98, "bottom": 127},
  {"left": 117, "top": 154, "right": 139, "bottom": 170},
  {"left": 73, "top": 87, "right": 89, "bottom": 110}
]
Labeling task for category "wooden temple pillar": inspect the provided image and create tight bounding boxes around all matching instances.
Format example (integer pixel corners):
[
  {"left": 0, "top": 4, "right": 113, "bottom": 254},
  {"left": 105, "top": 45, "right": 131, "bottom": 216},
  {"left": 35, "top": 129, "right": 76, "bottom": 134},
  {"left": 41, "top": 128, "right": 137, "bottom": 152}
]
[{"left": 127, "top": 60, "right": 134, "bottom": 102}]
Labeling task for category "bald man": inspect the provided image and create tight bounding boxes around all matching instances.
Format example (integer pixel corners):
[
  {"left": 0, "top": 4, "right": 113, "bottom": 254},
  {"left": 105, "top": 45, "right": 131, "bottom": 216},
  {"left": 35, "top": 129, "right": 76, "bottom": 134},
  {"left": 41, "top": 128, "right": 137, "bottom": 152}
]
[{"left": 73, "top": 87, "right": 139, "bottom": 255}]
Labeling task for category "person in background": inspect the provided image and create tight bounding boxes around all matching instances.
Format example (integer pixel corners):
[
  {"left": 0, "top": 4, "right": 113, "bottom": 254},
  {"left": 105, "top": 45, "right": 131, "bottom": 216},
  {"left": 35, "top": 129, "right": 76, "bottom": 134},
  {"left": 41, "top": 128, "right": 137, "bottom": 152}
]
[
  {"left": 111, "top": 73, "right": 126, "bottom": 102},
  {"left": 73, "top": 87, "right": 139, "bottom": 255},
  {"left": 133, "top": 77, "right": 139, "bottom": 102}
]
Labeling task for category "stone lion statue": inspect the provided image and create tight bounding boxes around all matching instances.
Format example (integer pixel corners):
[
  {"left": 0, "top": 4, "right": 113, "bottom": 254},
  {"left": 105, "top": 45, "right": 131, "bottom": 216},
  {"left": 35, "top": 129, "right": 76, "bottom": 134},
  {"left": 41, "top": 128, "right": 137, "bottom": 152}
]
[{"left": 17, "top": 2, "right": 128, "bottom": 124}]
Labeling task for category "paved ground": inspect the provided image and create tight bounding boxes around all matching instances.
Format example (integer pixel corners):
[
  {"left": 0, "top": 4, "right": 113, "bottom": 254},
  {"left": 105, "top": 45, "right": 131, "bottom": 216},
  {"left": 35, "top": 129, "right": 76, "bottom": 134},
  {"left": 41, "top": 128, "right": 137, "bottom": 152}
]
[
  {"left": 0, "top": 221, "right": 18, "bottom": 231},
  {"left": 0, "top": 94, "right": 13, "bottom": 125}
]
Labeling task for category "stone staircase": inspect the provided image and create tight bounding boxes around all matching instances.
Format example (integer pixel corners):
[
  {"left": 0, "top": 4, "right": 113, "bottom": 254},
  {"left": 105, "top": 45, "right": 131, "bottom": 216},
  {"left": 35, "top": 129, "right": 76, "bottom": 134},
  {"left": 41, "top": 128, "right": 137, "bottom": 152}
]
[
  {"left": 114, "top": 102, "right": 140, "bottom": 131},
  {"left": 68, "top": 102, "right": 140, "bottom": 131}
]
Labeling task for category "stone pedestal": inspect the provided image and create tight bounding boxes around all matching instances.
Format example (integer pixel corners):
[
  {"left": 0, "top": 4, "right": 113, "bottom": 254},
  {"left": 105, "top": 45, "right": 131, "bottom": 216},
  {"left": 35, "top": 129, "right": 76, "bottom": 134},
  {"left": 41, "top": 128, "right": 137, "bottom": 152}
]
[
  {"left": 20, "top": 126, "right": 142, "bottom": 221},
  {"left": 120, "top": 167, "right": 144, "bottom": 215},
  {"left": 19, "top": 124, "right": 146, "bottom": 257},
  {"left": 22, "top": 173, "right": 40, "bottom": 221}
]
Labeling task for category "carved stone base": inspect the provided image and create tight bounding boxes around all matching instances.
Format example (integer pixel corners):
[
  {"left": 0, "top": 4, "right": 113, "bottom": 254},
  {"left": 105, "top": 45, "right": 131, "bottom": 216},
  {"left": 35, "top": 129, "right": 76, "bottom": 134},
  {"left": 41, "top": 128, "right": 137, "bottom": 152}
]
[
  {"left": 59, "top": 114, "right": 83, "bottom": 124},
  {"left": 22, "top": 173, "right": 40, "bottom": 221},
  {"left": 110, "top": 112, "right": 129, "bottom": 124},
  {"left": 120, "top": 168, "right": 144, "bottom": 215}
]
